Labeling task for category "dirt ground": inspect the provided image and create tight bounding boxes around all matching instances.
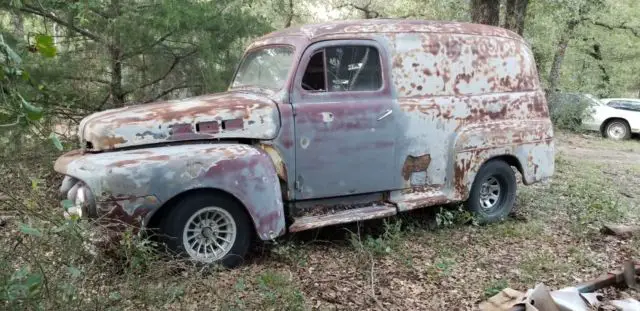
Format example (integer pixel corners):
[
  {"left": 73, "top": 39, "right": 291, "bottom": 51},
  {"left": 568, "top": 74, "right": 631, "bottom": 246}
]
[
  {"left": 2, "top": 131, "right": 639, "bottom": 310},
  {"left": 157, "top": 131, "right": 639, "bottom": 310}
]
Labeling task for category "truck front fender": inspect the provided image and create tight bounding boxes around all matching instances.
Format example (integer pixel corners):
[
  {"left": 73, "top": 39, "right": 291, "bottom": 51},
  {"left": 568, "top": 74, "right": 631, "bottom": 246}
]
[{"left": 54, "top": 144, "right": 286, "bottom": 240}]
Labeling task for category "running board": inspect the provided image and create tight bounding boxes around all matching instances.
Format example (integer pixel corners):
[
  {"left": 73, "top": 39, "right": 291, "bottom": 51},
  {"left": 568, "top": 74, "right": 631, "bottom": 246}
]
[{"left": 289, "top": 203, "right": 397, "bottom": 232}]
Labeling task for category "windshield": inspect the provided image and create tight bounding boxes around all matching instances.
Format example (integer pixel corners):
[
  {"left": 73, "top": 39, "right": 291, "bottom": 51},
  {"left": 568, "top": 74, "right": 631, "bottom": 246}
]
[{"left": 231, "top": 46, "right": 294, "bottom": 90}]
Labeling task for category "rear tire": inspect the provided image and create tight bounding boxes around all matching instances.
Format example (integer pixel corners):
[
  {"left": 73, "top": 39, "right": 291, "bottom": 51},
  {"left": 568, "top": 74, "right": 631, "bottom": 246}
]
[
  {"left": 465, "top": 160, "right": 517, "bottom": 224},
  {"left": 160, "top": 192, "right": 252, "bottom": 268},
  {"left": 603, "top": 119, "right": 631, "bottom": 140}
]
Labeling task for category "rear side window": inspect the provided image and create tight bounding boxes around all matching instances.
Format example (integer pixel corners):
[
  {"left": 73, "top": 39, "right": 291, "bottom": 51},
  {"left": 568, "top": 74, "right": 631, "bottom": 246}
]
[
  {"left": 608, "top": 100, "right": 640, "bottom": 112},
  {"left": 301, "top": 46, "right": 382, "bottom": 92}
]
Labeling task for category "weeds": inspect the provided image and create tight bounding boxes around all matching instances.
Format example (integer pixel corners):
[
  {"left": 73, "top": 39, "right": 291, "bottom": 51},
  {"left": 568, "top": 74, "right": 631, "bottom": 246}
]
[{"left": 483, "top": 279, "right": 509, "bottom": 298}]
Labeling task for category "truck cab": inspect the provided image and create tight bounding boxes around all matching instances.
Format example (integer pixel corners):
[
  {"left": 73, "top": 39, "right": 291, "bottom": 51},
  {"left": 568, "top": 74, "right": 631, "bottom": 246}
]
[{"left": 54, "top": 19, "right": 554, "bottom": 267}]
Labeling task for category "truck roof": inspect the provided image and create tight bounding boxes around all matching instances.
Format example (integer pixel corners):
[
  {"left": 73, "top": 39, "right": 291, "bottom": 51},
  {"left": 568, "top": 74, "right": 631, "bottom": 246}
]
[{"left": 258, "top": 19, "right": 523, "bottom": 42}]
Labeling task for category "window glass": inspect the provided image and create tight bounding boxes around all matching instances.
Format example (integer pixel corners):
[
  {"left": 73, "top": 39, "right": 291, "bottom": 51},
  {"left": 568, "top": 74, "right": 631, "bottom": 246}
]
[
  {"left": 607, "top": 100, "right": 640, "bottom": 112},
  {"left": 231, "top": 46, "right": 294, "bottom": 90},
  {"left": 301, "top": 51, "right": 326, "bottom": 91},
  {"left": 300, "top": 45, "right": 382, "bottom": 92}
]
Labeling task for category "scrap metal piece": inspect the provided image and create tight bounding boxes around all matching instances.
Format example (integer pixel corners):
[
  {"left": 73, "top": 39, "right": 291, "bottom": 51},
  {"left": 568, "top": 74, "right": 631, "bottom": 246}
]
[
  {"left": 623, "top": 261, "right": 639, "bottom": 291},
  {"left": 575, "top": 261, "right": 640, "bottom": 293},
  {"left": 524, "top": 284, "right": 561, "bottom": 311},
  {"left": 549, "top": 287, "right": 596, "bottom": 311},
  {"left": 610, "top": 298, "right": 640, "bottom": 311}
]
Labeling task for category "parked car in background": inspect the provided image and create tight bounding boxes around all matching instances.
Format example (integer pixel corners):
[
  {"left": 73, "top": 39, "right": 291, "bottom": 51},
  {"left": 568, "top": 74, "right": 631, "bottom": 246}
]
[
  {"left": 53, "top": 19, "right": 554, "bottom": 267},
  {"left": 583, "top": 98, "right": 640, "bottom": 140}
]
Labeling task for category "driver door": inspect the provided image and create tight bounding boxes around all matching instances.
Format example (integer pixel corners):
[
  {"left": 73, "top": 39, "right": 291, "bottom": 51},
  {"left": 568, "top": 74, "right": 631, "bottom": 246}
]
[{"left": 290, "top": 40, "right": 399, "bottom": 200}]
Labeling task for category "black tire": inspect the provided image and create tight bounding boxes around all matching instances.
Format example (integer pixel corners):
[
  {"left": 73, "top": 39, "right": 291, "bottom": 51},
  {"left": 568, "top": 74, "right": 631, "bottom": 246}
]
[
  {"left": 465, "top": 160, "right": 517, "bottom": 224},
  {"left": 603, "top": 119, "right": 631, "bottom": 140},
  {"left": 160, "top": 192, "right": 253, "bottom": 268}
]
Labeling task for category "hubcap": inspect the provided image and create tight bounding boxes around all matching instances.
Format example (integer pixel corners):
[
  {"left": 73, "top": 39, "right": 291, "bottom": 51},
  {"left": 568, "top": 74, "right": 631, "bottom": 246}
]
[
  {"left": 479, "top": 176, "right": 501, "bottom": 211},
  {"left": 608, "top": 123, "right": 626, "bottom": 140},
  {"left": 182, "top": 206, "right": 236, "bottom": 263}
]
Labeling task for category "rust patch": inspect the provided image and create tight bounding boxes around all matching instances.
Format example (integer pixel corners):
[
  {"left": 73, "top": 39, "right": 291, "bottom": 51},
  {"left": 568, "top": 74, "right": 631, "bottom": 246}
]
[
  {"left": 98, "top": 136, "right": 127, "bottom": 150},
  {"left": 197, "top": 121, "right": 219, "bottom": 133},
  {"left": 108, "top": 155, "right": 170, "bottom": 168},
  {"left": 223, "top": 118, "right": 244, "bottom": 131},
  {"left": 402, "top": 154, "right": 432, "bottom": 180},
  {"left": 171, "top": 123, "right": 193, "bottom": 135}
]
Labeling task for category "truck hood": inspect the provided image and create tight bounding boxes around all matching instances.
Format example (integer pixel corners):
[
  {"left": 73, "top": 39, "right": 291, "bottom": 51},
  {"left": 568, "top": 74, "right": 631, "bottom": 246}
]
[{"left": 78, "top": 91, "right": 280, "bottom": 151}]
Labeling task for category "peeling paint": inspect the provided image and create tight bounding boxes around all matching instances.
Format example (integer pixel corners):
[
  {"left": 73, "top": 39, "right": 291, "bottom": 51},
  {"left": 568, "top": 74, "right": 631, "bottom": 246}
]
[{"left": 56, "top": 19, "right": 555, "bottom": 238}]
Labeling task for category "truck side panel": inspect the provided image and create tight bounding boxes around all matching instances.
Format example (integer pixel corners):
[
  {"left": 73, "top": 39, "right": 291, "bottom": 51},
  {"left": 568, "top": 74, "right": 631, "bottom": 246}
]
[{"left": 386, "top": 32, "right": 553, "bottom": 200}]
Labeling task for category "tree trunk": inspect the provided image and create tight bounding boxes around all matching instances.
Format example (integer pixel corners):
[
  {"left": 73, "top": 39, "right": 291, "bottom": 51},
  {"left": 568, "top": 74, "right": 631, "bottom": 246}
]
[
  {"left": 504, "top": 0, "right": 529, "bottom": 35},
  {"left": 110, "top": 0, "right": 125, "bottom": 107},
  {"left": 471, "top": 0, "right": 500, "bottom": 26},
  {"left": 284, "top": 0, "right": 294, "bottom": 28},
  {"left": 12, "top": 13, "right": 24, "bottom": 40},
  {"left": 548, "top": 20, "right": 578, "bottom": 94}
]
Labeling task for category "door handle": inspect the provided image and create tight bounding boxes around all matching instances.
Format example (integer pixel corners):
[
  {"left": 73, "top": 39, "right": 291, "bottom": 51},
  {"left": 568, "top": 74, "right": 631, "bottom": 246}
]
[{"left": 377, "top": 109, "right": 393, "bottom": 121}]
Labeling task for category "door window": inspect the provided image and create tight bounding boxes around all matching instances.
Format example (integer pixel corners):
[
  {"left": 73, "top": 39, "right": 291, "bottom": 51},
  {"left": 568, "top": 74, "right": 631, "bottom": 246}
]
[{"left": 301, "top": 46, "right": 382, "bottom": 92}]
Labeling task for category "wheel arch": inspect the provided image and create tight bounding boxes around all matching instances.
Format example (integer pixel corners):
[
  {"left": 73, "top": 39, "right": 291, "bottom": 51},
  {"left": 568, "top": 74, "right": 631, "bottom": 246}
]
[
  {"left": 145, "top": 187, "right": 252, "bottom": 233},
  {"left": 600, "top": 117, "right": 630, "bottom": 135}
]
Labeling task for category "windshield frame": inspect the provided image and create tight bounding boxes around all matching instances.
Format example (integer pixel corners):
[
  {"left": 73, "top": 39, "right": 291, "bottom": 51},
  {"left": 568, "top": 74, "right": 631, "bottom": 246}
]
[{"left": 229, "top": 44, "right": 296, "bottom": 92}]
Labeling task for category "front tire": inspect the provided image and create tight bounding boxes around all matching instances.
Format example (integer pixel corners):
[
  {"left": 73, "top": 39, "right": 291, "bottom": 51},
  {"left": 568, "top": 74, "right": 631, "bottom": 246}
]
[
  {"left": 161, "top": 192, "right": 252, "bottom": 268},
  {"left": 465, "top": 160, "right": 517, "bottom": 224},
  {"left": 603, "top": 119, "right": 631, "bottom": 140}
]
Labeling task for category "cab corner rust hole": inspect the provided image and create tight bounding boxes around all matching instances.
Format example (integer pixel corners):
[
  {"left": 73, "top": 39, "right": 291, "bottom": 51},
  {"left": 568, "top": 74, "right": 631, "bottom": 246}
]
[{"left": 402, "top": 154, "right": 431, "bottom": 181}]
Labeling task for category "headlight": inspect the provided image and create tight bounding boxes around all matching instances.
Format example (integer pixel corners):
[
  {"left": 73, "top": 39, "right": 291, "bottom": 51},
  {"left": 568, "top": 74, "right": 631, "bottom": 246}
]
[{"left": 63, "top": 181, "right": 96, "bottom": 219}]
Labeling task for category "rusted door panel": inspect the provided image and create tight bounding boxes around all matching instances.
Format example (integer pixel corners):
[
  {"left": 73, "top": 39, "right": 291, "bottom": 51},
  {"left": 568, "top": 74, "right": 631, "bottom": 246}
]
[
  {"left": 291, "top": 39, "right": 399, "bottom": 200},
  {"left": 292, "top": 100, "right": 398, "bottom": 199}
]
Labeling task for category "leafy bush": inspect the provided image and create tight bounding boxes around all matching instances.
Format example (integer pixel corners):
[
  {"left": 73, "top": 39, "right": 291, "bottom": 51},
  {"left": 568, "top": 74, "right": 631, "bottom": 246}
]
[{"left": 547, "top": 92, "right": 598, "bottom": 131}]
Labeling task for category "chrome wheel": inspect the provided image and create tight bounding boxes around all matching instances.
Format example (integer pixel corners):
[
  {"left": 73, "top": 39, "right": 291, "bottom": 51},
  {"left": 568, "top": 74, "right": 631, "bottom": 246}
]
[
  {"left": 607, "top": 122, "right": 628, "bottom": 140},
  {"left": 479, "top": 176, "right": 501, "bottom": 211},
  {"left": 182, "top": 206, "right": 237, "bottom": 263}
]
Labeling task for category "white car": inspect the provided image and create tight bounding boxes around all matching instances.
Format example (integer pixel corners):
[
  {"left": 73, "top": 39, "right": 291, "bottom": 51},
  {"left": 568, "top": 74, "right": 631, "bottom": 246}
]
[{"left": 583, "top": 98, "right": 640, "bottom": 140}]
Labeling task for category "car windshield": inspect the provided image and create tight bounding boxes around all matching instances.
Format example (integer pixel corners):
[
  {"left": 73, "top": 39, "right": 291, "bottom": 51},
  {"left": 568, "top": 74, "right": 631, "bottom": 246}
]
[{"left": 231, "top": 46, "right": 294, "bottom": 90}]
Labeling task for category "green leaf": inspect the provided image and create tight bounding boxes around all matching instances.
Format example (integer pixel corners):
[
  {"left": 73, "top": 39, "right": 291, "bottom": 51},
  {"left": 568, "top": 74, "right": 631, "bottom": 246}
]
[
  {"left": 18, "top": 94, "right": 43, "bottom": 121},
  {"left": 25, "top": 273, "right": 43, "bottom": 294},
  {"left": 109, "top": 291, "right": 122, "bottom": 301},
  {"left": 66, "top": 266, "right": 82, "bottom": 278},
  {"left": 50, "top": 132, "right": 63, "bottom": 151},
  {"left": 61, "top": 199, "right": 74, "bottom": 211},
  {"left": 0, "top": 35, "right": 21, "bottom": 64},
  {"left": 19, "top": 224, "right": 42, "bottom": 237},
  {"left": 30, "top": 178, "right": 39, "bottom": 190},
  {"left": 11, "top": 267, "right": 29, "bottom": 281},
  {"left": 35, "top": 34, "right": 56, "bottom": 58}
]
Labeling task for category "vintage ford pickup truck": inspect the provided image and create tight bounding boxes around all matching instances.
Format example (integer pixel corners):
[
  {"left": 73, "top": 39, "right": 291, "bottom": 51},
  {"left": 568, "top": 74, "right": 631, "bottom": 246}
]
[{"left": 54, "top": 19, "right": 554, "bottom": 267}]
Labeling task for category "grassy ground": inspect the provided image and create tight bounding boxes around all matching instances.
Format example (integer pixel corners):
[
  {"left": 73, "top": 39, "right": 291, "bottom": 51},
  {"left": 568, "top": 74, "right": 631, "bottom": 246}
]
[{"left": 1, "top": 131, "right": 639, "bottom": 310}]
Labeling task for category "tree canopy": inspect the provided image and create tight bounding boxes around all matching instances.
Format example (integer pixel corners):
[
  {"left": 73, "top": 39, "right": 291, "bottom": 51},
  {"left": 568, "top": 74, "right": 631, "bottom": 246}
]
[{"left": 1, "top": 0, "right": 639, "bottom": 148}]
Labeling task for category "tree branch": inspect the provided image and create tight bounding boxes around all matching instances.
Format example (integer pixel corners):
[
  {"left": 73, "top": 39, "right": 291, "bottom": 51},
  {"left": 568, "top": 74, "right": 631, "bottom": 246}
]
[
  {"left": 122, "top": 31, "right": 175, "bottom": 59},
  {"left": 590, "top": 20, "right": 640, "bottom": 37},
  {"left": 336, "top": 0, "right": 381, "bottom": 19},
  {"left": 123, "top": 49, "right": 198, "bottom": 95},
  {"left": 0, "top": 116, "right": 22, "bottom": 128},
  {"left": 61, "top": 76, "right": 110, "bottom": 84},
  {"left": 145, "top": 84, "right": 203, "bottom": 103},
  {"left": 19, "top": 5, "right": 105, "bottom": 44}
]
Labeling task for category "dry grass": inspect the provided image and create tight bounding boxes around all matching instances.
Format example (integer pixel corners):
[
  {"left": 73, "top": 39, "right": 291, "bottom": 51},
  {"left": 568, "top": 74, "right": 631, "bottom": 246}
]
[{"left": 1, "top": 131, "right": 640, "bottom": 310}]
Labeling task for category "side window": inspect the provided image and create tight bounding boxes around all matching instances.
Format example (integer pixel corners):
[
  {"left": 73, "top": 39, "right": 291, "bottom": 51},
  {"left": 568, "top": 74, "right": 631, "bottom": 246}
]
[
  {"left": 300, "top": 45, "right": 382, "bottom": 92},
  {"left": 301, "top": 51, "right": 326, "bottom": 91}
]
